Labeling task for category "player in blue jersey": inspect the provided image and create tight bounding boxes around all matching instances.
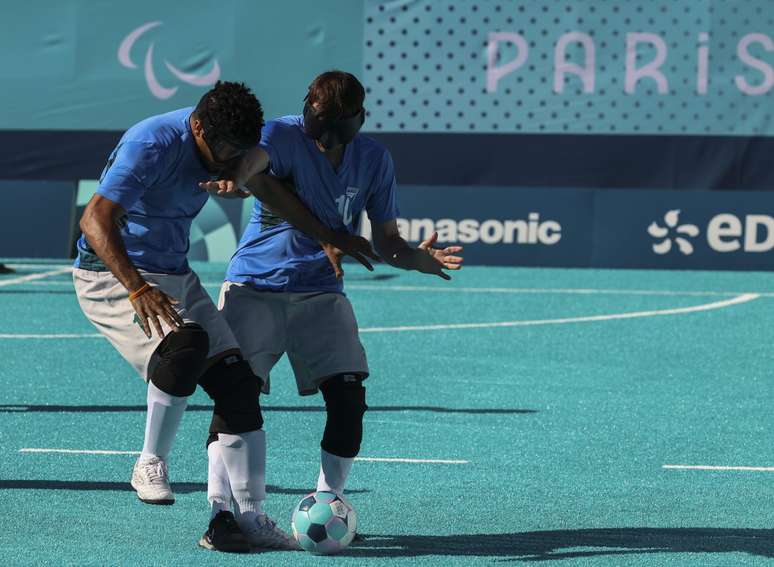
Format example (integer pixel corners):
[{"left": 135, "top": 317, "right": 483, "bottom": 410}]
[
  {"left": 204, "top": 71, "right": 463, "bottom": 519},
  {"left": 73, "top": 80, "right": 376, "bottom": 552}
]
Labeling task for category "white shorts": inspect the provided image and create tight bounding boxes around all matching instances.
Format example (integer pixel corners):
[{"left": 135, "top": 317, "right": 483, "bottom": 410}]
[
  {"left": 219, "top": 282, "right": 369, "bottom": 396},
  {"left": 73, "top": 268, "right": 239, "bottom": 381}
]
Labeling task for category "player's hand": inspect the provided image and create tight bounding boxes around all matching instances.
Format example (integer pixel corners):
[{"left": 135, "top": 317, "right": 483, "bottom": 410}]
[
  {"left": 416, "top": 232, "right": 464, "bottom": 280},
  {"left": 326, "top": 233, "right": 380, "bottom": 274},
  {"left": 199, "top": 179, "right": 251, "bottom": 199},
  {"left": 321, "top": 242, "right": 352, "bottom": 279},
  {"left": 130, "top": 286, "right": 184, "bottom": 339}
]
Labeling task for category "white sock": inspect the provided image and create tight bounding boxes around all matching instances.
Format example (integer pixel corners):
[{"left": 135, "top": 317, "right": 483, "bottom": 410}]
[
  {"left": 218, "top": 430, "right": 266, "bottom": 527},
  {"left": 317, "top": 449, "right": 354, "bottom": 496},
  {"left": 140, "top": 382, "right": 187, "bottom": 461},
  {"left": 207, "top": 441, "right": 232, "bottom": 519}
]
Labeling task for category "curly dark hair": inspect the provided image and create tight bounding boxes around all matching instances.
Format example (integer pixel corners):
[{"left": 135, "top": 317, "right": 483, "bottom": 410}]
[{"left": 195, "top": 80, "right": 264, "bottom": 147}]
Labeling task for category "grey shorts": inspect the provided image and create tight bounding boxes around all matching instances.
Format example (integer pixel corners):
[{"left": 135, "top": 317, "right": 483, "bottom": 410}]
[
  {"left": 218, "top": 282, "right": 369, "bottom": 396},
  {"left": 73, "top": 268, "right": 239, "bottom": 381}
]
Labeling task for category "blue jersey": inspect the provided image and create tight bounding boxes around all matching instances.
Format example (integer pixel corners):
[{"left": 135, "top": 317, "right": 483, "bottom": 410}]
[
  {"left": 226, "top": 115, "right": 399, "bottom": 293},
  {"left": 74, "top": 107, "right": 213, "bottom": 274}
]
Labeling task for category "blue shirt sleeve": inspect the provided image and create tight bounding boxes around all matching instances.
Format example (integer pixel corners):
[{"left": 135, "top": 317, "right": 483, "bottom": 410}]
[
  {"left": 96, "top": 141, "right": 164, "bottom": 211},
  {"left": 366, "top": 150, "right": 400, "bottom": 224},
  {"left": 259, "top": 120, "right": 294, "bottom": 178}
]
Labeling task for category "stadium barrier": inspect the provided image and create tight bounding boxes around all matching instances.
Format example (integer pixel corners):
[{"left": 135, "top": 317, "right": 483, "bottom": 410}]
[
  {"left": 1, "top": 1, "right": 773, "bottom": 270},
  {"left": 375, "top": 186, "right": 774, "bottom": 271}
]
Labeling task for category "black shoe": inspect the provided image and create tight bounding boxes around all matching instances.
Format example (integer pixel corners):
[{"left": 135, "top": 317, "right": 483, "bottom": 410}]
[
  {"left": 0, "top": 264, "right": 14, "bottom": 274},
  {"left": 198, "top": 511, "right": 251, "bottom": 553}
]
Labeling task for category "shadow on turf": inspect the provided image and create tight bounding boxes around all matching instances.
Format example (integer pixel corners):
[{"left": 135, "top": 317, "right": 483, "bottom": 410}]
[
  {"left": 346, "top": 528, "right": 774, "bottom": 560},
  {"left": 0, "top": 479, "right": 367, "bottom": 496},
  {"left": 0, "top": 404, "right": 536, "bottom": 415}
]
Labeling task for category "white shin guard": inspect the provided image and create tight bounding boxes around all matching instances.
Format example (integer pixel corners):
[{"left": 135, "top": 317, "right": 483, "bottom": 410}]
[
  {"left": 218, "top": 430, "right": 266, "bottom": 523},
  {"left": 317, "top": 448, "right": 354, "bottom": 496},
  {"left": 207, "top": 441, "right": 232, "bottom": 517},
  {"left": 141, "top": 381, "right": 187, "bottom": 460}
]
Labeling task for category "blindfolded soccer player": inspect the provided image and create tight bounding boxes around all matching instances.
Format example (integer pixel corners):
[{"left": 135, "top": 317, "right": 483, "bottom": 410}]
[
  {"left": 73, "top": 80, "right": 376, "bottom": 552},
  {"left": 200, "top": 71, "right": 464, "bottom": 529}
]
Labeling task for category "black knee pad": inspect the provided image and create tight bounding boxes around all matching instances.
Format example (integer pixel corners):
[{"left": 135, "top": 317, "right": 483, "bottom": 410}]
[
  {"left": 320, "top": 375, "right": 368, "bottom": 458},
  {"left": 199, "top": 354, "right": 264, "bottom": 435},
  {"left": 148, "top": 323, "right": 209, "bottom": 397}
]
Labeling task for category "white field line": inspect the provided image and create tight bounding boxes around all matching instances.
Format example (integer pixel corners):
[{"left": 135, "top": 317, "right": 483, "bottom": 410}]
[
  {"left": 345, "top": 284, "right": 765, "bottom": 298},
  {"left": 0, "top": 267, "right": 71, "bottom": 287},
  {"left": 664, "top": 464, "right": 774, "bottom": 472},
  {"left": 19, "top": 281, "right": 76, "bottom": 286},
  {"left": 18, "top": 448, "right": 468, "bottom": 464},
  {"left": 21, "top": 279, "right": 774, "bottom": 299},
  {"left": 0, "top": 293, "right": 759, "bottom": 339},
  {"left": 5, "top": 263, "right": 72, "bottom": 270},
  {"left": 359, "top": 293, "right": 759, "bottom": 333},
  {"left": 20, "top": 448, "right": 139, "bottom": 456},
  {"left": 355, "top": 457, "right": 468, "bottom": 464},
  {"left": 0, "top": 333, "right": 103, "bottom": 339}
]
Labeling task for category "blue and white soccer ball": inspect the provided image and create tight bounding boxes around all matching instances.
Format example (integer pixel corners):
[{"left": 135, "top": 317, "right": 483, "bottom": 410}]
[{"left": 291, "top": 491, "right": 357, "bottom": 554}]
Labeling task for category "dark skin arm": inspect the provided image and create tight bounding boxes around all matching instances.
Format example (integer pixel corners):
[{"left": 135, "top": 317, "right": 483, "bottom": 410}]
[
  {"left": 371, "top": 220, "right": 464, "bottom": 280},
  {"left": 79, "top": 195, "right": 184, "bottom": 338},
  {"left": 200, "top": 148, "right": 380, "bottom": 275},
  {"left": 247, "top": 174, "right": 380, "bottom": 276}
]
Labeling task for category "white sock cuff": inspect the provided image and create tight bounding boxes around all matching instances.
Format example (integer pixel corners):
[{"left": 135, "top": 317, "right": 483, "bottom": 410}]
[
  {"left": 218, "top": 430, "right": 267, "bottom": 504},
  {"left": 209, "top": 498, "right": 231, "bottom": 515},
  {"left": 207, "top": 440, "right": 221, "bottom": 459},
  {"left": 318, "top": 449, "right": 354, "bottom": 494},
  {"left": 139, "top": 452, "right": 161, "bottom": 462},
  {"left": 234, "top": 498, "right": 263, "bottom": 515},
  {"left": 147, "top": 381, "right": 187, "bottom": 406},
  {"left": 218, "top": 430, "right": 265, "bottom": 447}
]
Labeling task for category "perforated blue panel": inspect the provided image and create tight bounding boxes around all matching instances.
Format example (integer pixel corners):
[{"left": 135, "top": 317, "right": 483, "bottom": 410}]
[{"left": 363, "top": 0, "right": 774, "bottom": 135}]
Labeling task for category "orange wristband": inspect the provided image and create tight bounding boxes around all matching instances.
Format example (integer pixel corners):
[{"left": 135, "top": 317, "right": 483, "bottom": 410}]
[{"left": 128, "top": 283, "right": 152, "bottom": 302}]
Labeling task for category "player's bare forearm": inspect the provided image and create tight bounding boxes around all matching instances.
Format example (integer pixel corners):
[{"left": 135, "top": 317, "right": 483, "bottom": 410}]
[
  {"left": 244, "top": 175, "right": 379, "bottom": 272},
  {"left": 223, "top": 147, "right": 268, "bottom": 190},
  {"left": 375, "top": 233, "right": 421, "bottom": 270},
  {"left": 80, "top": 196, "right": 146, "bottom": 292},
  {"left": 372, "top": 220, "right": 417, "bottom": 270},
  {"left": 372, "top": 219, "right": 460, "bottom": 280},
  {"left": 80, "top": 195, "right": 182, "bottom": 338},
  {"left": 198, "top": 148, "right": 269, "bottom": 200},
  {"left": 244, "top": 175, "right": 335, "bottom": 243}
]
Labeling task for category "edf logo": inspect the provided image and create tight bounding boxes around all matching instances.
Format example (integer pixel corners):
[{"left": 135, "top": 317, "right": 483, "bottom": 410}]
[{"left": 648, "top": 210, "right": 774, "bottom": 255}]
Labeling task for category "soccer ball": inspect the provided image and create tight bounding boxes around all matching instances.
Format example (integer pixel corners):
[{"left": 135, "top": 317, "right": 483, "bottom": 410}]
[{"left": 291, "top": 491, "right": 357, "bottom": 554}]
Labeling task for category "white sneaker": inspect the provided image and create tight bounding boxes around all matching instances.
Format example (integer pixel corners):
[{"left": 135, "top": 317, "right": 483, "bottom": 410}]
[
  {"left": 130, "top": 456, "right": 174, "bottom": 504},
  {"left": 243, "top": 514, "right": 301, "bottom": 550}
]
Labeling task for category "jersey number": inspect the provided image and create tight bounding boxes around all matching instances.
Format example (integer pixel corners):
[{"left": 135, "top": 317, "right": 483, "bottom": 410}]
[{"left": 336, "top": 186, "right": 361, "bottom": 226}]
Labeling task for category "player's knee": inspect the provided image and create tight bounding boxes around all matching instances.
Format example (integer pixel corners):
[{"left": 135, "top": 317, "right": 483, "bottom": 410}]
[
  {"left": 148, "top": 323, "right": 209, "bottom": 397},
  {"left": 199, "top": 355, "right": 264, "bottom": 434},
  {"left": 320, "top": 375, "right": 367, "bottom": 458}
]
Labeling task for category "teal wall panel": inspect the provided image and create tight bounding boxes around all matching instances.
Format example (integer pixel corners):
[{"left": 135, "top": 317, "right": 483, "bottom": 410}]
[{"left": 0, "top": 0, "right": 363, "bottom": 130}]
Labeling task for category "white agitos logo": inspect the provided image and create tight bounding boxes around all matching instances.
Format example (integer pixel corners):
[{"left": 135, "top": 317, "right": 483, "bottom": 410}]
[
  {"left": 648, "top": 210, "right": 700, "bottom": 255},
  {"left": 118, "top": 21, "right": 220, "bottom": 100}
]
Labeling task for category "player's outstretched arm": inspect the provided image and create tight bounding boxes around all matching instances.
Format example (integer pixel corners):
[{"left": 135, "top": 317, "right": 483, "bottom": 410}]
[
  {"left": 243, "top": 174, "right": 379, "bottom": 273},
  {"left": 198, "top": 147, "right": 267, "bottom": 199},
  {"left": 80, "top": 195, "right": 183, "bottom": 338},
  {"left": 200, "top": 148, "right": 379, "bottom": 274},
  {"left": 372, "top": 220, "right": 463, "bottom": 280}
]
